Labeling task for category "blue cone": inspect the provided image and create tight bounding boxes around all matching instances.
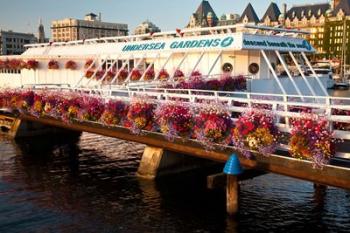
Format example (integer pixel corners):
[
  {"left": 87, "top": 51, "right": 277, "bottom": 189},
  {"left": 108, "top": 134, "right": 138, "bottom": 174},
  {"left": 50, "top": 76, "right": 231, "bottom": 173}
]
[{"left": 223, "top": 154, "right": 243, "bottom": 175}]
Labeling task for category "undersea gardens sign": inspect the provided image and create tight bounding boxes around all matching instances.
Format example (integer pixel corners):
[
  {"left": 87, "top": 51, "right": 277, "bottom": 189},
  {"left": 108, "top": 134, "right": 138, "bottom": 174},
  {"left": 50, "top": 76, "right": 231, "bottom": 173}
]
[
  {"left": 122, "top": 36, "right": 235, "bottom": 52},
  {"left": 121, "top": 34, "right": 314, "bottom": 53}
]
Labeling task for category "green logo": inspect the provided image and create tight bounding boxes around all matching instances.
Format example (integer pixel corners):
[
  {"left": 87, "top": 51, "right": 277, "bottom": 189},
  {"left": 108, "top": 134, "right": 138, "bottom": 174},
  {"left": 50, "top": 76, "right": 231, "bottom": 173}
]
[{"left": 221, "top": 37, "right": 234, "bottom": 47}]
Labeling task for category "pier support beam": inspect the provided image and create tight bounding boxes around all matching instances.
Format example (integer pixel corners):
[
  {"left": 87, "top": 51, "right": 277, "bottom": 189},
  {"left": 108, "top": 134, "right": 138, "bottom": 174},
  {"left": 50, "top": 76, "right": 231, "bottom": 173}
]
[
  {"left": 137, "top": 146, "right": 217, "bottom": 179},
  {"left": 226, "top": 175, "right": 239, "bottom": 216},
  {"left": 137, "top": 146, "right": 164, "bottom": 179}
]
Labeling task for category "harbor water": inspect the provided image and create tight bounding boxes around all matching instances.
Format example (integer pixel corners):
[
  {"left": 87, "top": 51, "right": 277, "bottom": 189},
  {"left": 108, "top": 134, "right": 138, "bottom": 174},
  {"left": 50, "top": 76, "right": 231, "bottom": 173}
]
[{"left": 0, "top": 91, "right": 350, "bottom": 233}]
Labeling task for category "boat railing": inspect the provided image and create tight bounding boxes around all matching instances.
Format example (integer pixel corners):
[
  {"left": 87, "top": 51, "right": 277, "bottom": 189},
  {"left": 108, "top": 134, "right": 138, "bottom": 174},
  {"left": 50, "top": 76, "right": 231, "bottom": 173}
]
[{"left": 41, "top": 85, "right": 350, "bottom": 140}]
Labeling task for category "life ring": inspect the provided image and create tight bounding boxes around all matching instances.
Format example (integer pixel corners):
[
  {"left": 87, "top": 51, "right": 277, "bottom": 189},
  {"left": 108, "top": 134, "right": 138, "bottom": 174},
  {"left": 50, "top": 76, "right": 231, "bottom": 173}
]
[{"left": 248, "top": 63, "right": 259, "bottom": 74}]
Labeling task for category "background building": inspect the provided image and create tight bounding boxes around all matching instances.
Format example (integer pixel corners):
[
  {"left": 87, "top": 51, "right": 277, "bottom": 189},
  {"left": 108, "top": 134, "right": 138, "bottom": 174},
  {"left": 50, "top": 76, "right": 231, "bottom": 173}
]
[
  {"left": 51, "top": 13, "right": 128, "bottom": 42},
  {"left": 38, "top": 19, "right": 46, "bottom": 43},
  {"left": 134, "top": 20, "right": 161, "bottom": 35},
  {"left": 187, "top": 0, "right": 219, "bottom": 28},
  {"left": 218, "top": 14, "right": 240, "bottom": 26},
  {"left": 0, "top": 30, "right": 36, "bottom": 55}
]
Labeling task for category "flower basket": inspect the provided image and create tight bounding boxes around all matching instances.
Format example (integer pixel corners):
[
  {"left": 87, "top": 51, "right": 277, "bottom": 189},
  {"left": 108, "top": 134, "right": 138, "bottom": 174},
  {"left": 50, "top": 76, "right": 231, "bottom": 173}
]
[
  {"left": 48, "top": 60, "right": 59, "bottom": 70},
  {"left": 174, "top": 69, "right": 184, "bottom": 81},
  {"left": 155, "top": 102, "right": 194, "bottom": 140},
  {"left": 126, "top": 98, "right": 155, "bottom": 134},
  {"left": 42, "top": 94, "right": 60, "bottom": 117},
  {"left": 190, "top": 71, "right": 202, "bottom": 80},
  {"left": 206, "top": 79, "right": 221, "bottom": 91},
  {"left": 66, "top": 96, "right": 82, "bottom": 121},
  {"left": 78, "top": 96, "right": 105, "bottom": 122},
  {"left": 85, "top": 69, "right": 95, "bottom": 79},
  {"left": 8, "top": 59, "right": 21, "bottom": 70},
  {"left": 232, "top": 110, "right": 278, "bottom": 158},
  {"left": 95, "top": 70, "right": 105, "bottom": 80},
  {"left": 17, "top": 90, "right": 34, "bottom": 113},
  {"left": 289, "top": 115, "right": 335, "bottom": 168},
  {"left": 131, "top": 69, "right": 142, "bottom": 81},
  {"left": 158, "top": 69, "right": 169, "bottom": 81},
  {"left": 65, "top": 60, "right": 77, "bottom": 70},
  {"left": 100, "top": 100, "right": 129, "bottom": 125},
  {"left": 194, "top": 103, "right": 232, "bottom": 147},
  {"left": 118, "top": 69, "right": 129, "bottom": 82},
  {"left": 101, "top": 70, "right": 114, "bottom": 82},
  {"left": 84, "top": 59, "right": 95, "bottom": 69},
  {"left": 0, "top": 60, "right": 8, "bottom": 69},
  {"left": 26, "top": 60, "right": 39, "bottom": 70},
  {"left": 144, "top": 68, "right": 155, "bottom": 81},
  {"left": 31, "top": 93, "right": 44, "bottom": 117}
]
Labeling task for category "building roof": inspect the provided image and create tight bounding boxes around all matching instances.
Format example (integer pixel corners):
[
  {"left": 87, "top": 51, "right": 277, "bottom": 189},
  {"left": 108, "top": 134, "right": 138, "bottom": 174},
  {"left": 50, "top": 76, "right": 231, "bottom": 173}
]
[
  {"left": 334, "top": 0, "right": 350, "bottom": 15},
  {"left": 239, "top": 3, "right": 260, "bottom": 23},
  {"left": 261, "top": 2, "right": 281, "bottom": 22},
  {"left": 192, "top": 0, "right": 219, "bottom": 27},
  {"left": 85, "top": 13, "right": 97, "bottom": 17},
  {"left": 286, "top": 3, "right": 329, "bottom": 20}
]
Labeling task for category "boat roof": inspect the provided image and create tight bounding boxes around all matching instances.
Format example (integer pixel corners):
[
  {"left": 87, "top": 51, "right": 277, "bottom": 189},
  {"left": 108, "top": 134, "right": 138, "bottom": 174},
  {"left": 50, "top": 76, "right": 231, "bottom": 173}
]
[{"left": 17, "top": 24, "right": 315, "bottom": 58}]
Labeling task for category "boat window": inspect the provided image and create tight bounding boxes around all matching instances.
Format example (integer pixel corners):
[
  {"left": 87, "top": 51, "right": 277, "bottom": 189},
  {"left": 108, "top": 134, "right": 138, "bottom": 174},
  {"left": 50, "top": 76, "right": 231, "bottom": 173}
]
[
  {"left": 222, "top": 63, "right": 233, "bottom": 73},
  {"left": 248, "top": 63, "right": 259, "bottom": 74}
]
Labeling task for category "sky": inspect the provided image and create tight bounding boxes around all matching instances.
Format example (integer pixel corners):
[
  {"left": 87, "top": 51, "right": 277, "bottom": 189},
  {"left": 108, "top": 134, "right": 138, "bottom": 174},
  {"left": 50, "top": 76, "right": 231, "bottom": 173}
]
[{"left": 0, "top": 0, "right": 324, "bottom": 37}]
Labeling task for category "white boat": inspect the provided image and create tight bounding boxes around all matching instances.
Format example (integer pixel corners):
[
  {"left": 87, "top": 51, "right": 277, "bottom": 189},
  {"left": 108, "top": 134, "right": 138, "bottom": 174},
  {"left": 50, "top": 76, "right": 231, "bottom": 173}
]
[{"left": 1, "top": 24, "right": 350, "bottom": 146}]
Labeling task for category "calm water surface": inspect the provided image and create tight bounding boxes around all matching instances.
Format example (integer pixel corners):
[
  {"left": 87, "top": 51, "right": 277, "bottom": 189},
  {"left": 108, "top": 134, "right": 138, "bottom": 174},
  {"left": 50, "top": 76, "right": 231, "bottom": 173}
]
[{"left": 0, "top": 90, "right": 350, "bottom": 233}]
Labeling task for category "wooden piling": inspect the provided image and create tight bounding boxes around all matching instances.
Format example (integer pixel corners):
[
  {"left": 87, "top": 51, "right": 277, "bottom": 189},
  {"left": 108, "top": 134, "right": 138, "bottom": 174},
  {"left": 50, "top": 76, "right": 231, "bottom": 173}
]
[
  {"left": 136, "top": 146, "right": 164, "bottom": 179},
  {"left": 226, "top": 175, "right": 239, "bottom": 215}
]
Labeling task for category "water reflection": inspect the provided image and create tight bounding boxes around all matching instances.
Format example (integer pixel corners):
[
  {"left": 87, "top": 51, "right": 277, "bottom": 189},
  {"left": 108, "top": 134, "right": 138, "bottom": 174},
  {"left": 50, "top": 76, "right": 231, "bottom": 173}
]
[{"left": 0, "top": 133, "right": 350, "bottom": 233}]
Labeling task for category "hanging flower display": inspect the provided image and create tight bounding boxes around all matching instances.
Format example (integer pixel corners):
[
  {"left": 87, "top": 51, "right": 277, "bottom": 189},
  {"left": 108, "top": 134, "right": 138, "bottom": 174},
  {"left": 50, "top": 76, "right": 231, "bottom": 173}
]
[
  {"left": 66, "top": 96, "right": 82, "bottom": 121},
  {"left": 155, "top": 102, "right": 194, "bottom": 140},
  {"left": 0, "top": 60, "right": 8, "bottom": 69},
  {"left": 17, "top": 90, "right": 34, "bottom": 113},
  {"left": 78, "top": 96, "right": 105, "bottom": 121},
  {"left": 95, "top": 70, "right": 105, "bottom": 80},
  {"left": 85, "top": 69, "right": 95, "bottom": 79},
  {"left": 126, "top": 97, "right": 155, "bottom": 134},
  {"left": 105, "top": 70, "right": 116, "bottom": 82},
  {"left": 84, "top": 59, "right": 95, "bottom": 69},
  {"left": 48, "top": 60, "right": 59, "bottom": 70},
  {"left": 194, "top": 102, "right": 232, "bottom": 147},
  {"left": 31, "top": 93, "right": 44, "bottom": 117},
  {"left": 118, "top": 69, "right": 129, "bottom": 82},
  {"left": 42, "top": 93, "right": 61, "bottom": 117},
  {"left": 232, "top": 110, "right": 278, "bottom": 158},
  {"left": 26, "top": 59, "right": 39, "bottom": 70},
  {"left": 289, "top": 115, "right": 335, "bottom": 168},
  {"left": 173, "top": 69, "right": 185, "bottom": 82},
  {"left": 144, "top": 68, "right": 155, "bottom": 81},
  {"left": 8, "top": 59, "right": 22, "bottom": 70},
  {"left": 65, "top": 60, "right": 77, "bottom": 70},
  {"left": 158, "top": 69, "right": 170, "bottom": 81},
  {"left": 100, "top": 99, "right": 129, "bottom": 125},
  {"left": 130, "top": 69, "right": 142, "bottom": 81}
]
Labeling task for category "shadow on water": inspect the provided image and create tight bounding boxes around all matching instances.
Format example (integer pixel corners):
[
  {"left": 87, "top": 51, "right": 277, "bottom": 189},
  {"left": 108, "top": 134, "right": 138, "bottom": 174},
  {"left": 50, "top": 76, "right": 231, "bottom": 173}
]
[{"left": 0, "top": 132, "right": 350, "bottom": 233}]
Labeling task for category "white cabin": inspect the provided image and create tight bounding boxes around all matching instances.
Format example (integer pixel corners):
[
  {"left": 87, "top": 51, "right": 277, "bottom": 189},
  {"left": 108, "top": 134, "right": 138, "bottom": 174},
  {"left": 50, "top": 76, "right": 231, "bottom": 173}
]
[{"left": 0, "top": 24, "right": 329, "bottom": 96}]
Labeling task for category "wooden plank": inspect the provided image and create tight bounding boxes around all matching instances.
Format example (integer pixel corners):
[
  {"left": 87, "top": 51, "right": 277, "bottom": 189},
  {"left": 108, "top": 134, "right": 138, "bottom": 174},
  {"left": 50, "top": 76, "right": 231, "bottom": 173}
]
[{"left": 20, "top": 114, "right": 350, "bottom": 190}]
